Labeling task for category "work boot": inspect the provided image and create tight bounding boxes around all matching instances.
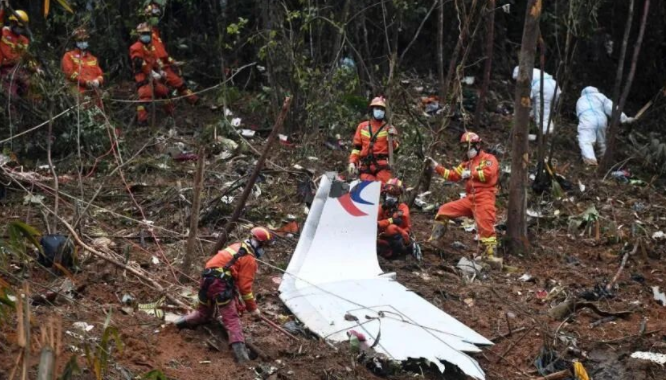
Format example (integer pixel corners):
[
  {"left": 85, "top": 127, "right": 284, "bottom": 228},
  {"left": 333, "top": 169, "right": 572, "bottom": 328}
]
[
  {"left": 582, "top": 158, "right": 598, "bottom": 166},
  {"left": 231, "top": 342, "right": 250, "bottom": 363},
  {"left": 481, "top": 242, "right": 503, "bottom": 270},
  {"left": 428, "top": 221, "right": 447, "bottom": 243}
]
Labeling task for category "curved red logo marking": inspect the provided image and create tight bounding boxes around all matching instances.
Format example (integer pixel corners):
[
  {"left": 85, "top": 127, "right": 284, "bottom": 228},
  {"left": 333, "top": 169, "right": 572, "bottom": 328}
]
[{"left": 338, "top": 181, "right": 374, "bottom": 217}]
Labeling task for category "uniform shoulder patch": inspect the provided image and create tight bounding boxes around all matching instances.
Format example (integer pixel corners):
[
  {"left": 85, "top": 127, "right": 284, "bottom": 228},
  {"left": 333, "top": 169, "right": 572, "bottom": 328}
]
[{"left": 485, "top": 160, "right": 493, "bottom": 167}]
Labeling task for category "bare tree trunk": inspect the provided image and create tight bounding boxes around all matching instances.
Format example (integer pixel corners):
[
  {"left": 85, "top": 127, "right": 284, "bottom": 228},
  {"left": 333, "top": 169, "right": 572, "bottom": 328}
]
[
  {"left": 442, "top": 0, "right": 479, "bottom": 102},
  {"left": 332, "top": 0, "right": 351, "bottom": 64},
  {"left": 473, "top": 0, "right": 495, "bottom": 129},
  {"left": 507, "top": 0, "right": 542, "bottom": 254},
  {"left": 180, "top": 147, "right": 206, "bottom": 280},
  {"left": 437, "top": 0, "right": 445, "bottom": 99},
  {"left": 536, "top": 35, "right": 546, "bottom": 165},
  {"left": 600, "top": 0, "right": 650, "bottom": 171}
]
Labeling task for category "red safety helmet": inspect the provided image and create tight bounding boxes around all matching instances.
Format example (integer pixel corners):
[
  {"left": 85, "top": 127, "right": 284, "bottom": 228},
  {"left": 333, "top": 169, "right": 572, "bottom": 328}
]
[
  {"left": 369, "top": 96, "right": 387, "bottom": 109},
  {"left": 251, "top": 227, "right": 273, "bottom": 243},
  {"left": 460, "top": 131, "right": 481, "bottom": 144},
  {"left": 383, "top": 178, "right": 404, "bottom": 196}
]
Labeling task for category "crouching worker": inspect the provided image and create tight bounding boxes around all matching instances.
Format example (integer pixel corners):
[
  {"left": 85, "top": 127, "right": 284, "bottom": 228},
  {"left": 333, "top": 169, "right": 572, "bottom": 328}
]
[
  {"left": 175, "top": 227, "right": 273, "bottom": 363},
  {"left": 377, "top": 178, "right": 413, "bottom": 259},
  {"left": 428, "top": 132, "right": 502, "bottom": 266}
]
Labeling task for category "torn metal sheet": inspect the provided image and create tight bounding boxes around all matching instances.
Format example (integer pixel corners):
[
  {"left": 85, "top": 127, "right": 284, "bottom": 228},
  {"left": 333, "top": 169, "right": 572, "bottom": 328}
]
[{"left": 279, "top": 174, "right": 492, "bottom": 379}]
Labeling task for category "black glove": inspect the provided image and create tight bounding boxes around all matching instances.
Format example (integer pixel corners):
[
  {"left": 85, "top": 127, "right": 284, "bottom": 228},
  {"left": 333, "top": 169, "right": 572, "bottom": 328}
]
[{"left": 392, "top": 217, "right": 403, "bottom": 226}]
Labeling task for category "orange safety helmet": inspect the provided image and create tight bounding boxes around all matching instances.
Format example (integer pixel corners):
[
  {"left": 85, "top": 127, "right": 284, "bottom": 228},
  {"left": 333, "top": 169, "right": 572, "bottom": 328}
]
[
  {"left": 72, "top": 27, "right": 90, "bottom": 41},
  {"left": 383, "top": 178, "right": 404, "bottom": 195},
  {"left": 369, "top": 96, "right": 387, "bottom": 109},
  {"left": 136, "top": 22, "right": 152, "bottom": 34},
  {"left": 251, "top": 227, "right": 273, "bottom": 243},
  {"left": 460, "top": 131, "right": 481, "bottom": 144}
]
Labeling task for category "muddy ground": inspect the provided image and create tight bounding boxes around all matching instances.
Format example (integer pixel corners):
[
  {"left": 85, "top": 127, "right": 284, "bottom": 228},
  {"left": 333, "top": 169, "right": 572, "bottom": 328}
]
[{"left": 1, "top": 91, "right": 666, "bottom": 380}]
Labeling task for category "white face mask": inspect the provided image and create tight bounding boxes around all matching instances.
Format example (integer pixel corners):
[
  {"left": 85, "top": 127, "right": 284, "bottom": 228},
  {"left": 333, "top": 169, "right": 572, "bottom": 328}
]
[
  {"left": 467, "top": 147, "right": 478, "bottom": 159},
  {"left": 373, "top": 109, "right": 385, "bottom": 120}
]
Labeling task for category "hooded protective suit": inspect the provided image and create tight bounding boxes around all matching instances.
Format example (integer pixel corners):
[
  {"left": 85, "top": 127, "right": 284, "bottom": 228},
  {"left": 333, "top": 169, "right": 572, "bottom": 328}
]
[
  {"left": 575, "top": 86, "right": 629, "bottom": 163},
  {"left": 512, "top": 67, "right": 561, "bottom": 134}
]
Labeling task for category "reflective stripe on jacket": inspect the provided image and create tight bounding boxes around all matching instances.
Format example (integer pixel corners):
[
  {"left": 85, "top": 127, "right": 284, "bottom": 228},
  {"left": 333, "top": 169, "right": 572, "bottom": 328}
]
[{"left": 205, "top": 242, "right": 258, "bottom": 311}]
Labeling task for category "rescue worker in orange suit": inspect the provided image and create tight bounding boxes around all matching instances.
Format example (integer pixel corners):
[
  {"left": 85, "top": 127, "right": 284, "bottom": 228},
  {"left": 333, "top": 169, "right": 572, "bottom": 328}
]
[
  {"left": 428, "top": 132, "right": 503, "bottom": 265},
  {"left": 175, "top": 227, "right": 273, "bottom": 363},
  {"left": 142, "top": 1, "right": 198, "bottom": 104},
  {"left": 0, "top": 9, "right": 41, "bottom": 97},
  {"left": 129, "top": 23, "right": 174, "bottom": 125},
  {"left": 348, "top": 97, "right": 399, "bottom": 183},
  {"left": 61, "top": 28, "right": 104, "bottom": 99},
  {"left": 377, "top": 178, "right": 413, "bottom": 259}
]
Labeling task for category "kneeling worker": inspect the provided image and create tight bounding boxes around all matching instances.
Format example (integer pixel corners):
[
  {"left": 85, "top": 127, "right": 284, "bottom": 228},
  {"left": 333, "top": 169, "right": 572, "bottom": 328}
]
[
  {"left": 429, "top": 132, "right": 502, "bottom": 265},
  {"left": 176, "top": 227, "right": 273, "bottom": 363},
  {"left": 377, "top": 178, "right": 413, "bottom": 259}
]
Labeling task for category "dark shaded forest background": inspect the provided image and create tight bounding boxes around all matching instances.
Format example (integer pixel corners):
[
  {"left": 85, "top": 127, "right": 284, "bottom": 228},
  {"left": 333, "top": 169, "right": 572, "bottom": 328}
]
[{"left": 4, "top": 0, "right": 666, "bottom": 154}]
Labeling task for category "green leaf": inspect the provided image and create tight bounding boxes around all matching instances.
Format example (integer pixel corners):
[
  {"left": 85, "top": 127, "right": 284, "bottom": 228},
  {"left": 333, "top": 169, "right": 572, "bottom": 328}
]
[
  {"left": 56, "top": 0, "right": 74, "bottom": 13},
  {"left": 141, "top": 370, "right": 168, "bottom": 380}
]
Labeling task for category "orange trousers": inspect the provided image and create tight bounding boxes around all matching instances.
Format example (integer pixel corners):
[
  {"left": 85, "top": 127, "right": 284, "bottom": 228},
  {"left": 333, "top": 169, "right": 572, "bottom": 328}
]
[
  {"left": 163, "top": 66, "right": 198, "bottom": 104},
  {"left": 359, "top": 159, "right": 391, "bottom": 183},
  {"left": 435, "top": 191, "right": 496, "bottom": 240},
  {"left": 136, "top": 82, "right": 174, "bottom": 123}
]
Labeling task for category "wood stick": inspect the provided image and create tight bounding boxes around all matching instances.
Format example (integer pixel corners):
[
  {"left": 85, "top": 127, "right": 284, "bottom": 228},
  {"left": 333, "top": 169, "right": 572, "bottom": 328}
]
[
  {"left": 55, "top": 215, "right": 189, "bottom": 309},
  {"left": 634, "top": 100, "right": 652, "bottom": 119},
  {"left": 22, "top": 283, "right": 30, "bottom": 380},
  {"left": 209, "top": 96, "right": 292, "bottom": 256},
  {"left": 495, "top": 325, "right": 534, "bottom": 364},
  {"left": 36, "top": 347, "right": 55, "bottom": 380},
  {"left": 540, "top": 369, "right": 572, "bottom": 380},
  {"left": 605, "top": 243, "right": 638, "bottom": 292},
  {"left": 181, "top": 147, "right": 206, "bottom": 281},
  {"left": 258, "top": 315, "right": 300, "bottom": 342},
  {"left": 491, "top": 326, "right": 527, "bottom": 343}
]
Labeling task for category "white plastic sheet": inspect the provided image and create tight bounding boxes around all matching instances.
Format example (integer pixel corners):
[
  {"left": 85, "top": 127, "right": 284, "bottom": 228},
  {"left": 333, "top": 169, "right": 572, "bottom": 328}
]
[{"left": 279, "top": 174, "right": 491, "bottom": 379}]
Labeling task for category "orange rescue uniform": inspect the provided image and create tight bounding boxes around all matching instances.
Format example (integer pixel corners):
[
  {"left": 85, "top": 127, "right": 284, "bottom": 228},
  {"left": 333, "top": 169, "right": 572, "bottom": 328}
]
[
  {"left": 61, "top": 49, "right": 104, "bottom": 94},
  {"left": 205, "top": 242, "right": 258, "bottom": 311},
  {"left": 129, "top": 40, "right": 174, "bottom": 122},
  {"left": 151, "top": 26, "right": 197, "bottom": 103},
  {"left": 434, "top": 150, "right": 499, "bottom": 246},
  {"left": 0, "top": 26, "right": 32, "bottom": 96},
  {"left": 349, "top": 119, "right": 399, "bottom": 183},
  {"left": 377, "top": 203, "right": 411, "bottom": 242}
]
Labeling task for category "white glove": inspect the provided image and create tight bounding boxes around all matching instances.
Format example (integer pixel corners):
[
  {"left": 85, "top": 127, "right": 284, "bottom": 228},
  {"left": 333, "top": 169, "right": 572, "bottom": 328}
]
[
  {"left": 625, "top": 117, "right": 636, "bottom": 124},
  {"left": 90, "top": 79, "right": 100, "bottom": 88},
  {"left": 347, "top": 163, "right": 357, "bottom": 175},
  {"left": 151, "top": 70, "right": 162, "bottom": 80},
  {"left": 461, "top": 169, "right": 471, "bottom": 179},
  {"left": 250, "top": 308, "right": 261, "bottom": 317},
  {"left": 159, "top": 70, "right": 167, "bottom": 79}
]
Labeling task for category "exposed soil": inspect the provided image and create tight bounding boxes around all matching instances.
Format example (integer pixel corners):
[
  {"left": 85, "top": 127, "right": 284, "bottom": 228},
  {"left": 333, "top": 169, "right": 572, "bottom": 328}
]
[{"left": 1, "top": 89, "right": 666, "bottom": 380}]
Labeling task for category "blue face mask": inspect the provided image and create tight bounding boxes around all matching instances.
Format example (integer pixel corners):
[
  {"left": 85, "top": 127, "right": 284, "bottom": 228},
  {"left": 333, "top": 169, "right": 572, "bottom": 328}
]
[
  {"left": 139, "top": 34, "right": 152, "bottom": 44},
  {"left": 76, "top": 41, "right": 89, "bottom": 51},
  {"left": 373, "top": 108, "right": 385, "bottom": 120}
]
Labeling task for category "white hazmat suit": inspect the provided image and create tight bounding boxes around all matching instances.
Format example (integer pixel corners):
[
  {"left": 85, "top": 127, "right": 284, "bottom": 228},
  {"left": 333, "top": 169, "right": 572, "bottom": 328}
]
[
  {"left": 575, "top": 86, "right": 634, "bottom": 165},
  {"left": 512, "top": 66, "right": 561, "bottom": 134}
]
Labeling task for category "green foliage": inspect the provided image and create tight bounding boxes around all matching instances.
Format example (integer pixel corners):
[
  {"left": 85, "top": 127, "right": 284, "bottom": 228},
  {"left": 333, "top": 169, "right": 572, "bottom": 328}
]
[
  {"left": 629, "top": 132, "right": 666, "bottom": 174},
  {"left": 225, "top": 17, "right": 249, "bottom": 50},
  {"left": 83, "top": 312, "right": 124, "bottom": 380},
  {"left": 0, "top": 221, "right": 43, "bottom": 269},
  {"left": 58, "top": 355, "right": 82, "bottom": 380},
  {"left": 141, "top": 369, "right": 169, "bottom": 380},
  {"left": 0, "top": 277, "right": 16, "bottom": 327}
]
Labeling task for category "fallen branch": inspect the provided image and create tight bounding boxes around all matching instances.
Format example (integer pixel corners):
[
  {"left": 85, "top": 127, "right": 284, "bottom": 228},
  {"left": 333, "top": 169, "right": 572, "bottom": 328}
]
[
  {"left": 490, "top": 326, "right": 527, "bottom": 343},
  {"left": 606, "top": 243, "right": 639, "bottom": 292},
  {"left": 548, "top": 298, "right": 633, "bottom": 321},
  {"left": 210, "top": 96, "right": 292, "bottom": 255},
  {"left": 55, "top": 215, "right": 188, "bottom": 309},
  {"left": 596, "top": 329, "right": 661, "bottom": 345},
  {"left": 258, "top": 315, "right": 300, "bottom": 342}
]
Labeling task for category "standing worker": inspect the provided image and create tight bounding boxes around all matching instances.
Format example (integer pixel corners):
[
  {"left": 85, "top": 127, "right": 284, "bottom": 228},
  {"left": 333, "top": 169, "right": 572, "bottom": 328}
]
[
  {"left": 142, "top": 0, "right": 198, "bottom": 104},
  {"left": 0, "top": 8, "right": 41, "bottom": 97},
  {"left": 576, "top": 86, "right": 635, "bottom": 166},
  {"left": 61, "top": 28, "right": 104, "bottom": 99},
  {"left": 348, "top": 96, "right": 399, "bottom": 183},
  {"left": 175, "top": 227, "right": 273, "bottom": 363},
  {"left": 377, "top": 178, "right": 413, "bottom": 259},
  {"left": 429, "top": 132, "right": 502, "bottom": 266},
  {"left": 512, "top": 67, "right": 561, "bottom": 137},
  {"left": 129, "top": 22, "right": 174, "bottom": 125}
]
